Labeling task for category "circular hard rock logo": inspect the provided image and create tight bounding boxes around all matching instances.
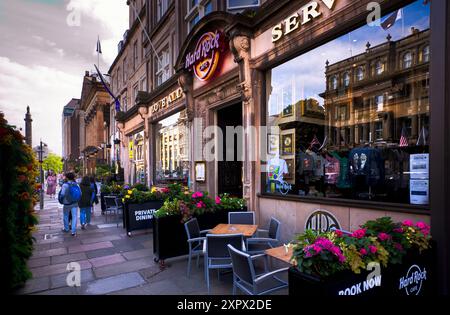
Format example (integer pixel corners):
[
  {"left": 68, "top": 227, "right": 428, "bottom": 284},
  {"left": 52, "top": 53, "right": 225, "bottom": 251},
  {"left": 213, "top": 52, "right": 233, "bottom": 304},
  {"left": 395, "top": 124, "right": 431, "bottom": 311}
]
[
  {"left": 399, "top": 264, "right": 427, "bottom": 295},
  {"left": 185, "top": 31, "right": 223, "bottom": 82},
  {"left": 194, "top": 32, "right": 220, "bottom": 81}
]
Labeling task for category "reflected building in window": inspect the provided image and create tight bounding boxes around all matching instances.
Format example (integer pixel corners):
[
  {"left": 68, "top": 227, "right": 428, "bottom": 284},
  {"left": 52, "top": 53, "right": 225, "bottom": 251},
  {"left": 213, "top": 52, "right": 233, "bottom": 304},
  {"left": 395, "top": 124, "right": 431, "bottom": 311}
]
[{"left": 321, "top": 28, "right": 430, "bottom": 149}]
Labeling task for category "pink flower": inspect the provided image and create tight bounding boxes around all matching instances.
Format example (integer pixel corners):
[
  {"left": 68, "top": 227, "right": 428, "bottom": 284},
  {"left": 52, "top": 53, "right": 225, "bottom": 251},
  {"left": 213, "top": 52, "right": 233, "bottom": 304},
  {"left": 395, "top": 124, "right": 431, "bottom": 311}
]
[
  {"left": 394, "top": 243, "right": 403, "bottom": 251},
  {"left": 393, "top": 228, "right": 403, "bottom": 233},
  {"left": 161, "top": 188, "right": 170, "bottom": 194},
  {"left": 313, "top": 245, "right": 322, "bottom": 254},
  {"left": 196, "top": 201, "right": 204, "bottom": 208},
  {"left": 378, "top": 232, "right": 391, "bottom": 241},
  {"left": 368, "top": 245, "right": 378, "bottom": 254},
  {"left": 215, "top": 196, "right": 221, "bottom": 205},
  {"left": 416, "top": 222, "right": 429, "bottom": 230},
  {"left": 351, "top": 229, "right": 367, "bottom": 239},
  {"left": 192, "top": 191, "right": 204, "bottom": 198},
  {"left": 360, "top": 248, "right": 367, "bottom": 256},
  {"left": 334, "top": 230, "right": 343, "bottom": 237},
  {"left": 402, "top": 220, "right": 414, "bottom": 227}
]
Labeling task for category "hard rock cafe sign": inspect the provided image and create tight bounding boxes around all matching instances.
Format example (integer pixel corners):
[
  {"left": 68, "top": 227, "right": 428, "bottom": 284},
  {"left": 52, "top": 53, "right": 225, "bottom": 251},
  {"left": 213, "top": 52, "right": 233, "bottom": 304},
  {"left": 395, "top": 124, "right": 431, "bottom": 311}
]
[{"left": 185, "top": 30, "right": 224, "bottom": 82}]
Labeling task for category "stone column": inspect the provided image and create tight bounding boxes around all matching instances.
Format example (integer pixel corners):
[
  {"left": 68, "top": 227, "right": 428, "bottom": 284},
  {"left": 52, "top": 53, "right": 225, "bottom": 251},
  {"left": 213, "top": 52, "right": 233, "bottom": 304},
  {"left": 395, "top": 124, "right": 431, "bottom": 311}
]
[
  {"left": 24, "top": 106, "right": 32, "bottom": 147},
  {"left": 229, "top": 29, "right": 257, "bottom": 214}
]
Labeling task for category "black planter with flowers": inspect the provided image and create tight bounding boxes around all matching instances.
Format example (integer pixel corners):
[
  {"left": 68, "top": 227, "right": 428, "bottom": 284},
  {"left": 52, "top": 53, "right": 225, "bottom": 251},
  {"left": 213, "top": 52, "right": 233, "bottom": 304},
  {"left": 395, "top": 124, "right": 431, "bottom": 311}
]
[
  {"left": 289, "top": 217, "right": 435, "bottom": 296},
  {"left": 124, "top": 201, "right": 164, "bottom": 235}
]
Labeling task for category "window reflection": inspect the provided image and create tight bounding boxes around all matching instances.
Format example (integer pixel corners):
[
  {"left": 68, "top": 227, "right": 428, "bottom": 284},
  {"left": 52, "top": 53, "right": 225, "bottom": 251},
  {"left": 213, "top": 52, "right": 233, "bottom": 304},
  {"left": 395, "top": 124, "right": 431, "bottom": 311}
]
[{"left": 264, "top": 0, "right": 430, "bottom": 206}]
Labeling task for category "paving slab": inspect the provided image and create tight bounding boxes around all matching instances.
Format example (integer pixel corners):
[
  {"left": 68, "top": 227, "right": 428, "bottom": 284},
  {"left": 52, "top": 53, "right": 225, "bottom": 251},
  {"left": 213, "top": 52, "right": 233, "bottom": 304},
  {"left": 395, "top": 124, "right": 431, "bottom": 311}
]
[
  {"left": 84, "top": 272, "right": 146, "bottom": 295},
  {"left": 30, "top": 260, "right": 92, "bottom": 278},
  {"left": 31, "top": 247, "right": 67, "bottom": 259},
  {"left": 89, "top": 254, "right": 126, "bottom": 268},
  {"left": 109, "top": 279, "right": 182, "bottom": 295},
  {"left": 81, "top": 234, "right": 122, "bottom": 244},
  {"left": 28, "top": 257, "right": 51, "bottom": 268},
  {"left": 51, "top": 252, "right": 88, "bottom": 265},
  {"left": 16, "top": 277, "right": 50, "bottom": 295},
  {"left": 122, "top": 248, "right": 152, "bottom": 261},
  {"left": 93, "top": 257, "right": 154, "bottom": 279},
  {"left": 50, "top": 269, "right": 95, "bottom": 289},
  {"left": 85, "top": 248, "right": 118, "bottom": 259},
  {"left": 68, "top": 241, "right": 114, "bottom": 254}
]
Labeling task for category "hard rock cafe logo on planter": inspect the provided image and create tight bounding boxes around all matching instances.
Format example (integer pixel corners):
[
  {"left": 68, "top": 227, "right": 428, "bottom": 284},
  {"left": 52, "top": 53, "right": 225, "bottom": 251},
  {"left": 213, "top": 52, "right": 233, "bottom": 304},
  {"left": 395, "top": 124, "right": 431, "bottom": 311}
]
[
  {"left": 185, "top": 31, "right": 224, "bottom": 81},
  {"left": 399, "top": 264, "right": 427, "bottom": 295}
]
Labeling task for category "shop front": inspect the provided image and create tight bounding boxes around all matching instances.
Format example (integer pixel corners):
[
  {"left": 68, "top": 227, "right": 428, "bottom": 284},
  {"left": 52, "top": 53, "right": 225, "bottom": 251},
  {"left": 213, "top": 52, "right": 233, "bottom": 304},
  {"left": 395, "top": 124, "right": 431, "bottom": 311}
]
[
  {"left": 175, "top": 12, "right": 249, "bottom": 200},
  {"left": 173, "top": 0, "right": 450, "bottom": 294}
]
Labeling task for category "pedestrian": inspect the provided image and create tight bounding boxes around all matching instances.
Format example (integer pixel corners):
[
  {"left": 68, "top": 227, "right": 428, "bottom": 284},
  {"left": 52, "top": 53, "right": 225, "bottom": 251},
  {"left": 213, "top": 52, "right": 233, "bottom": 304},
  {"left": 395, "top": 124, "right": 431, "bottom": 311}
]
[
  {"left": 46, "top": 170, "right": 57, "bottom": 198},
  {"left": 89, "top": 176, "right": 99, "bottom": 224},
  {"left": 58, "top": 172, "right": 81, "bottom": 236},
  {"left": 78, "top": 176, "right": 94, "bottom": 230}
]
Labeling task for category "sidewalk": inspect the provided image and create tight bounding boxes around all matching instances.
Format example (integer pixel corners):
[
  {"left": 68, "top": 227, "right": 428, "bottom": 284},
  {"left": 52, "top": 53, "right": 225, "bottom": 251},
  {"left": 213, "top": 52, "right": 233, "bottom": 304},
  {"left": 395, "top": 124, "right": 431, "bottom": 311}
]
[{"left": 17, "top": 196, "right": 237, "bottom": 295}]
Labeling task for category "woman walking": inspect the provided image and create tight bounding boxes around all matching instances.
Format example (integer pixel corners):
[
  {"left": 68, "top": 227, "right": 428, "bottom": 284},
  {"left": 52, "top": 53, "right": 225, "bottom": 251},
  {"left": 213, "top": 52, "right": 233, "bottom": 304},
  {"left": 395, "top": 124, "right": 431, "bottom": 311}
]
[
  {"left": 46, "top": 170, "right": 57, "bottom": 198},
  {"left": 78, "top": 176, "right": 95, "bottom": 230}
]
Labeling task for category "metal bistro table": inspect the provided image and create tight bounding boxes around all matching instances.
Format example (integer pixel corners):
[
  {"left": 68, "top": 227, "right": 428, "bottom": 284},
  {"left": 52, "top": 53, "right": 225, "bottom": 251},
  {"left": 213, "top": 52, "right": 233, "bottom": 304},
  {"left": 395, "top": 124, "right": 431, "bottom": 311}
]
[
  {"left": 265, "top": 245, "right": 295, "bottom": 265},
  {"left": 209, "top": 223, "right": 258, "bottom": 237}
]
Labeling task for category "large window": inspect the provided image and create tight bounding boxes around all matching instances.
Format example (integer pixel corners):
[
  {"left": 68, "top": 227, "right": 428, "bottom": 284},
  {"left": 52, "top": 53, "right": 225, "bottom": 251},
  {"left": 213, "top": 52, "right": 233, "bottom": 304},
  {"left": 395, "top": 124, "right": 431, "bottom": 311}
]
[
  {"left": 227, "top": 0, "right": 260, "bottom": 10},
  {"left": 155, "top": 110, "right": 190, "bottom": 185},
  {"left": 263, "top": 0, "right": 430, "bottom": 207},
  {"left": 156, "top": 48, "right": 170, "bottom": 86},
  {"left": 157, "top": 0, "right": 169, "bottom": 21},
  {"left": 186, "top": 0, "right": 213, "bottom": 32}
]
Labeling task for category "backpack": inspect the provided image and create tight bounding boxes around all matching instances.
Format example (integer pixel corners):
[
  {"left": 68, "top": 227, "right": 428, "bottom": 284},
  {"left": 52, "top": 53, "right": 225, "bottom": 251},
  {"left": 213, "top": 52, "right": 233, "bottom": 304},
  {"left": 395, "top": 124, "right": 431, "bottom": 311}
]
[{"left": 59, "top": 182, "right": 81, "bottom": 205}]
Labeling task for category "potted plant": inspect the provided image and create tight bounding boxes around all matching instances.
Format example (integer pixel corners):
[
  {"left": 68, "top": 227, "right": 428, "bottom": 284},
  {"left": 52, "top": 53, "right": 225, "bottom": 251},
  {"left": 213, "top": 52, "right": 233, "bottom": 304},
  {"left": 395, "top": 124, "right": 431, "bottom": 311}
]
[
  {"left": 152, "top": 189, "right": 247, "bottom": 263},
  {"left": 289, "top": 217, "right": 435, "bottom": 296},
  {"left": 120, "top": 186, "right": 167, "bottom": 236}
]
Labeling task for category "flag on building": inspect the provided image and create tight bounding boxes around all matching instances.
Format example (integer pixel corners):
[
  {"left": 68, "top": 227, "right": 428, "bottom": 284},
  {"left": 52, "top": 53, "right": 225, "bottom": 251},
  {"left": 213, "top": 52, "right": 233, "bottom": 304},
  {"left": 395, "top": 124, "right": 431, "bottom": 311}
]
[
  {"left": 381, "top": 9, "right": 403, "bottom": 30},
  {"left": 96, "top": 36, "right": 102, "bottom": 54},
  {"left": 399, "top": 126, "right": 409, "bottom": 147},
  {"left": 309, "top": 135, "right": 321, "bottom": 150},
  {"left": 94, "top": 64, "right": 121, "bottom": 113}
]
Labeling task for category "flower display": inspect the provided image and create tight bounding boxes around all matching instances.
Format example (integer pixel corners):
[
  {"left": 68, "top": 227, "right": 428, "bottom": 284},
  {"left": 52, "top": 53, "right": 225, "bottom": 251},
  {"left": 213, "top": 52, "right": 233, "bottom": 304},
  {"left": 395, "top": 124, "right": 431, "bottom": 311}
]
[{"left": 292, "top": 217, "right": 432, "bottom": 278}]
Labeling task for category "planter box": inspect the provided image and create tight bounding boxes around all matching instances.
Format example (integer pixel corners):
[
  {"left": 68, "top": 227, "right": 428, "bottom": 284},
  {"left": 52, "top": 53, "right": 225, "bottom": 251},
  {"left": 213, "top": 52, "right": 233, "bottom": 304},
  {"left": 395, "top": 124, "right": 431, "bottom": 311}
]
[
  {"left": 124, "top": 201, "right": 164, "bottom": 235},
  {"left": 289, "top": 246, "right": 436, "bottom": 296},
  {"left": 152, "top": 208, "right": 246, "bottom": 262}
]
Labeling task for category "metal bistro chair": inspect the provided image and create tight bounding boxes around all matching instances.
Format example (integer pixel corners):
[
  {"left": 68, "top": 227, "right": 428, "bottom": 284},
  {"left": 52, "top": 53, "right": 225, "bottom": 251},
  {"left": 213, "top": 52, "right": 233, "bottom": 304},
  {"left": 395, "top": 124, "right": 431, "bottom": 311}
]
[
  {"left": 204, "top": 233, "right": 245, "bottom": 293},
  {"left": 103, "top": 196, "right": 123, "bottom": 227},
  {"left": 228, "top": 211, "right": 255, "bottom": 225},
  {"left": 228, "top": 244, "right": 289, "bottom": 295},
  {"left": 246, "top": 217, "right": 282, "bottom": 254},
  {"left": 184, "top": 218, "right": 210, "bottom": 277}
]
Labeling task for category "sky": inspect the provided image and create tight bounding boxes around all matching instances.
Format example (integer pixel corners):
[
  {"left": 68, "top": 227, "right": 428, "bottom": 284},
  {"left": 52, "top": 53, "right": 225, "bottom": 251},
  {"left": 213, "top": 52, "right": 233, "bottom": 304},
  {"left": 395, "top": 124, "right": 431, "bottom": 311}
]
[
  {"left": 269, "top": 0, "right": 430, "bottom": 114},
  {"left": 0, "top": 0, "right": 129, "bottom": 155}
]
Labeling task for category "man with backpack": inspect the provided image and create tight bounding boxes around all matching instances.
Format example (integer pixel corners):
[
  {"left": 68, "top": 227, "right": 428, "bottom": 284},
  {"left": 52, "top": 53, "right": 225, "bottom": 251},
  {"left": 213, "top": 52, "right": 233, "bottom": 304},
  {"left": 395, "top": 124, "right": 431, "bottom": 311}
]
[{"left": 58, "top": 172, "right": 81, "bottom": 236}]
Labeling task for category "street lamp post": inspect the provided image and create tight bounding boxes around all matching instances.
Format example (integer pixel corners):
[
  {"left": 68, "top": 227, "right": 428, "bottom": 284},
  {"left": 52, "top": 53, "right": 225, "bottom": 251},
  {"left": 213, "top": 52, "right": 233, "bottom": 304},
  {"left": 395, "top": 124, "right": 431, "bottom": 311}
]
[{"left": 38, "top": 140, "right": 47, "bottom": 210}]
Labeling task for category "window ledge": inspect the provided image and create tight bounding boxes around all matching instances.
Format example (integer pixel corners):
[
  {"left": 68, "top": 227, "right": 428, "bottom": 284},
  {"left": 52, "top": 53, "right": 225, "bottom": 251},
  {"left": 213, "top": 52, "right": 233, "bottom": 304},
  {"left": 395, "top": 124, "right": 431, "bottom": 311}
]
[{"left": 257, "top": 193, "right": 430, "bottom": 215}]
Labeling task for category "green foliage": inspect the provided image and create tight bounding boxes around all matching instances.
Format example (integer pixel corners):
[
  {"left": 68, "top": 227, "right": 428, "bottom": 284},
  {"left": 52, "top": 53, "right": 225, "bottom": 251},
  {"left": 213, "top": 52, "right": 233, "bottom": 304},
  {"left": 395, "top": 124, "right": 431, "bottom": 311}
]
[
  {"left": 131, "top": 183, "right": 149, "bottom": 192},
  {"left": 42, "top": 153, "right": 63, "bottom": 174},
  {"left": 0, "top": 112, "right": 39, "bottom": 292},
  {"left": 96, "top": 164, "right": 113, "bottom": 180},
  {"left": 215, "top": 193, "right": 246, "bottom": 210},
  {"left": 121, "top": 188, "right": 165, "bottom": 204}
]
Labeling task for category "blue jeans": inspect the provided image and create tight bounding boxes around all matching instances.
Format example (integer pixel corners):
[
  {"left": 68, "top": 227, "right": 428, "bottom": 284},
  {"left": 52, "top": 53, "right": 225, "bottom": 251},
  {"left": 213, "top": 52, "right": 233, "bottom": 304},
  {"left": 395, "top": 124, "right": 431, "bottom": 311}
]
[
  {"left": 80, "top": 207, "right": 91, "bottom": 225},
  {"left": 63, "top": 205, "right": 77, "bottom": 234}
]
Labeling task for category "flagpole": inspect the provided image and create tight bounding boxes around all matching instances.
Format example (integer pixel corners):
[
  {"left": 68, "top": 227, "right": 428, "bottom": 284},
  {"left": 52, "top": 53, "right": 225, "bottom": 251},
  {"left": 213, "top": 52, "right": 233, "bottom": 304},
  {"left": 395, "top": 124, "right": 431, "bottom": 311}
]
[{"left": 97, "top": 35, "right": 100, "bottom": 73}]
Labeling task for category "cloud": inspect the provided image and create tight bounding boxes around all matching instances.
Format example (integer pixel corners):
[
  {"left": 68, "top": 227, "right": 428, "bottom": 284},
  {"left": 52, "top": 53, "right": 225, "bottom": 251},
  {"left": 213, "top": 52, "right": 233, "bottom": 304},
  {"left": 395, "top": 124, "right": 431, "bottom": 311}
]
[{"left": 0, "top": 57, "right": 81, "bottom": 155}]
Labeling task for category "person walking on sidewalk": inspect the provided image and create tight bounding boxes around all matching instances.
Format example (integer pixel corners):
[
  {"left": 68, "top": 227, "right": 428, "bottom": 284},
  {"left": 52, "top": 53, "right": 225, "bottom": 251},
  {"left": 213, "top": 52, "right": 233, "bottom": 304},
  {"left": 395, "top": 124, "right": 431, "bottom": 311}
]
[
  {"left": 79, "top": 176, "right": 95, "bottom": 230},
  {"left": 89, "top": 176, "right": 99, "bottom": 225},
  {"left": 58, "top": 172, "right": 81, "bottom": 236}
]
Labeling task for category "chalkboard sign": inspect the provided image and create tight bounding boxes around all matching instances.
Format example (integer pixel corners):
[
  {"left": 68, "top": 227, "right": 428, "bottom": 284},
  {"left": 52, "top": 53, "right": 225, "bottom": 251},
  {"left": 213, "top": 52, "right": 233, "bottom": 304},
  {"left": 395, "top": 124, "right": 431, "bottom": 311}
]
[{"left": 124, "top": 201, "right": 164, "bottom": 235}]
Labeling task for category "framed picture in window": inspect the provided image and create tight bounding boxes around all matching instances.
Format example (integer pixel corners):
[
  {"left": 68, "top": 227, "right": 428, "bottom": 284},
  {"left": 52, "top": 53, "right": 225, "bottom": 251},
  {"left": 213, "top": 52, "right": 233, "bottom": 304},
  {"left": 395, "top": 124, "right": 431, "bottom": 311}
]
[
  {"left": 195, "top": 162, "right": 206, "bottom": 182},
  {"left": 267, "top": 134, "right": 279, "bottom": 156},
  {"left": 284, "top": 158, "right": 295, "bottom": 181},
  {"left": 281, "top": 132, "right": 295, "bottom": 155}
]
